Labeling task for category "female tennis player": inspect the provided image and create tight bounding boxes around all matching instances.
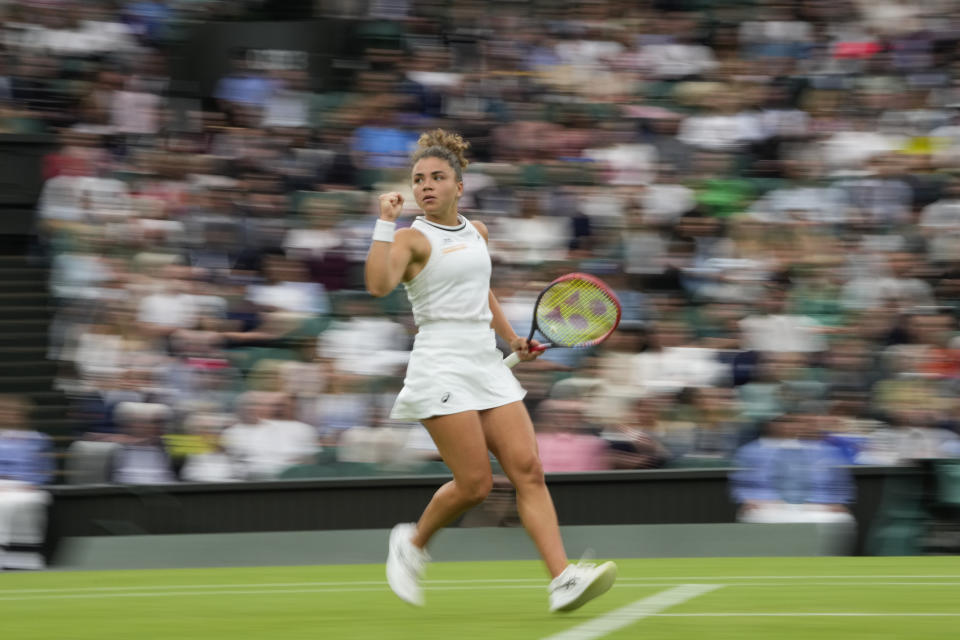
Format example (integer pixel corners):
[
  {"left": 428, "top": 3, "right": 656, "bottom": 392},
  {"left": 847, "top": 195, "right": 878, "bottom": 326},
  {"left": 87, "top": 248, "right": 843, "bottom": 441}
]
[{"left": 365, "top": 129, "right": 616, "bottom": 612}]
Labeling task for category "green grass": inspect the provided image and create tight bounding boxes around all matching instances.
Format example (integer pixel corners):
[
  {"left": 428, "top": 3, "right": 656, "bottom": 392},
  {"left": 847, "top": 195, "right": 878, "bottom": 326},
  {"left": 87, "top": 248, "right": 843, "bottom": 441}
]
[{"left": 4, "top": 557, "right": 960, "bottom": 639}]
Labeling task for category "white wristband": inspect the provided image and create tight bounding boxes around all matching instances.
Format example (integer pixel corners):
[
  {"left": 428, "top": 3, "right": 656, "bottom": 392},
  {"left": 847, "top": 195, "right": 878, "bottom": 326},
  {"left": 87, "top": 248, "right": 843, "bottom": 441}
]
[{"left": 372, "top": 218, "right": 396, "bottom": 243}]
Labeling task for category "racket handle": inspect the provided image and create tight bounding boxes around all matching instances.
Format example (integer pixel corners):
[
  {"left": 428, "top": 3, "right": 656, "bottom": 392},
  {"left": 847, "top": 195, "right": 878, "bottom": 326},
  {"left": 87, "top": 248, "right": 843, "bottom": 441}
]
[{"left": 503, "top": 344, "right": 548, "bottom": 369}]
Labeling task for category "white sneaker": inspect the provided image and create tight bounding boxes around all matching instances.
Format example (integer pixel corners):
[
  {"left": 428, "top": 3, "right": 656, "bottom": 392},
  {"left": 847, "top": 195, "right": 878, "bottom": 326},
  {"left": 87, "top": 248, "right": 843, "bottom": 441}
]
[
  {"left": 548, "top": 561, "right": 618, "bottom": 613},
  {"left": 386, "top": 523, "right": 430, "bottom": 606}
]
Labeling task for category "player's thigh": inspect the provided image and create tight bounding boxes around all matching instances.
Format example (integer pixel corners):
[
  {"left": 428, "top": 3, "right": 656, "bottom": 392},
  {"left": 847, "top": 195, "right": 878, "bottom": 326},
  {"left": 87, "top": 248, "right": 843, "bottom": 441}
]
[
  {"left": 479, "top": 401, "right": 542, "bottom": 483},
  {"left": 422, "top": 411, "right": 492, "bottom": 484}
]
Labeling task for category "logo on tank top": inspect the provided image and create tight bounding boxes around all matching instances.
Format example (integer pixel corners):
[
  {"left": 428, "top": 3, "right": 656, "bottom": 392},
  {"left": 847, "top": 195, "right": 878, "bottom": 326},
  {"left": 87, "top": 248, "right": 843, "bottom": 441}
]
[
  {"left": 441, "top": 235, "right": 469, "bottom": 254},
  {"left": 441, "top": 392, "right": 451, "bottom": 403}
]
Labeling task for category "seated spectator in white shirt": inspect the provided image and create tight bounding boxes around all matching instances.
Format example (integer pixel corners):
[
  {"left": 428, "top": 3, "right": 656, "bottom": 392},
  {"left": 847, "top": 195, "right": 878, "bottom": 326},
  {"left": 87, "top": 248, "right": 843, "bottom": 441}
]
[
  {"left": 636, "top": 41, "right": 717, "bottom": 80},
  {"left": 488, "top": 194, "right": 571, "bottom": 266},
  {"left": 137, "top": 265, "right": 202, "bottom": 339},
  {"left": 631, "top": 321, "right": 728, "bottom": 396},
  {"left": 857, "top": 374, "right": 960, "bottom": 465},
  {"left": 317, "top": 295, "right": 409, "bottom": 377},
  {"left": 740, "top": 284, "right": 826, "bottom": 354},
  {"left": 840, "top": 250, "right": 935, "bottom": 312},
  {"left": 261, "top": 70, "right": 312, "bottom": 129},
  {"left": 919, "top": 177, "right": 960, "bottom": 264},
  {"left": 748, "top": 157, "right": 850, "bottom": 225},
  {"left": 222, "top": 393, "right": 318, "bottom": 480},
  {"left": 246, "top": 252, "right": 330, "bottom": 317},
  {"left": 111, "top": 74, "right": 161, "bottom": 136}
]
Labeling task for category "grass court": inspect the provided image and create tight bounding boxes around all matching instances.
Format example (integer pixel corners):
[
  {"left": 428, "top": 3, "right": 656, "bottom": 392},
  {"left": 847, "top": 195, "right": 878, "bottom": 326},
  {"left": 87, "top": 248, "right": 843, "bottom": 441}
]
[{"left": 3, "top": 556, "right": 959, "bottom": 639}]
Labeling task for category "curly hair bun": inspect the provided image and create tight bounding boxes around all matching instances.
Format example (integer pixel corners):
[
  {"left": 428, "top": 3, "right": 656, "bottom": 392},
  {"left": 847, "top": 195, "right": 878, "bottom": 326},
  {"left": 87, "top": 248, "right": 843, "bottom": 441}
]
[{"left": 416, "top": 129, "right": 469, "bottom": 170}]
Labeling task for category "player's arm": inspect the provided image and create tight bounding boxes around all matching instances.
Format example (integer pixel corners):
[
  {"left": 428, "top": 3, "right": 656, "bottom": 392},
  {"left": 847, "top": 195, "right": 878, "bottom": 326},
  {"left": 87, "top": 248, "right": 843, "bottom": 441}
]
[
  {"left": 365, "top": 192, "right": 423, "bottom": 297},
  {"left": 365, "top": 228, "right": 420, "bottom": 297},
  {"left": 488, "top": 290, "right": 519, "bottom": 344},
  {"left": 475, "top": 221, "right": 541, "bottom": 361}
]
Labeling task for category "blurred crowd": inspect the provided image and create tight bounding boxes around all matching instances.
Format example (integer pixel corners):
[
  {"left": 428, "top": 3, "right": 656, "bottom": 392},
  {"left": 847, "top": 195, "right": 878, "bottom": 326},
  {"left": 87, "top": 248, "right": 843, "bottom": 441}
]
[{"left": 1, "top": 0, "right": 960, "bottom": 500}]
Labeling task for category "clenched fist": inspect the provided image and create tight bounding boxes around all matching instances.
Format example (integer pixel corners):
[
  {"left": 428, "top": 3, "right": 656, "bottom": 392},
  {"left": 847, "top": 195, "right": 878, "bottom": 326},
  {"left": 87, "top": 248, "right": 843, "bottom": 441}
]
[{"left": 378, "top": 192, "right": 404, "bottom": 221}]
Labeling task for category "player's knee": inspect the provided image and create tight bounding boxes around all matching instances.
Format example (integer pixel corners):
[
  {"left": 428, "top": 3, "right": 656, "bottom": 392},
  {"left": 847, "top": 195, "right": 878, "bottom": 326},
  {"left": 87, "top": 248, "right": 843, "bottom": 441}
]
[
  {"left": 510, "top": 455, "right": 545, "bottom": 487},
  {"left": 457, "top": 475, "right": 493, "bottom": 506}
]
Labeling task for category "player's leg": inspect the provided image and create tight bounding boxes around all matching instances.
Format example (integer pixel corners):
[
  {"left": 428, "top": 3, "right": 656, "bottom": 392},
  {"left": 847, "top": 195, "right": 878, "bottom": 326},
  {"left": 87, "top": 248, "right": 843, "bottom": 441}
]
[
  {"left": 478, "top": 401, "right": 567, "bottom": 576},
  {"left": 413, "top": 410, "right": 493, "bottom": 547},
  {"left": 480, "top": 400, "right": 617, "bottom": 612},
  {"left": 386, "top": 410, "right": 492, "bottom": 606}
]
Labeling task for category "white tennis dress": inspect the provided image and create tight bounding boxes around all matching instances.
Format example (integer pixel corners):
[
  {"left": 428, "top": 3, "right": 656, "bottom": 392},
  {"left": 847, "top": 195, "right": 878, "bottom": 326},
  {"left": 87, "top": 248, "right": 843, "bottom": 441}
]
[{"left": 389, "top": 214, "right": 526, "bottom": 421}]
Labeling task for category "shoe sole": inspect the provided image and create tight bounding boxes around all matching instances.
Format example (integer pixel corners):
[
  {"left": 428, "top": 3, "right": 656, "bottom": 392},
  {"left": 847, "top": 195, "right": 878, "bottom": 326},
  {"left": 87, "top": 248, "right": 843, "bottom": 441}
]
[{"left": 552, "top": 561, "right": 618, "bottom": 613}]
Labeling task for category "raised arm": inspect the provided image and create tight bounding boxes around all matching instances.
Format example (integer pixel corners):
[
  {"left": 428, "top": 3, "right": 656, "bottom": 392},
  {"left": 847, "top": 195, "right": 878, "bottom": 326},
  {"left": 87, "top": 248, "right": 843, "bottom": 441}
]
[{"left": 365, "top": 192, "right": 426, "bottom": 297}]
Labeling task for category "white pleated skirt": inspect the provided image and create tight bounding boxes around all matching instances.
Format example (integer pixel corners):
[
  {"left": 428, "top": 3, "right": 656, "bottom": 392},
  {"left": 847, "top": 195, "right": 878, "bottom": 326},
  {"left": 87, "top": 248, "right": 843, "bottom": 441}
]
[{"left": 390, "top": 321, "right": 526, "bottom": 421}]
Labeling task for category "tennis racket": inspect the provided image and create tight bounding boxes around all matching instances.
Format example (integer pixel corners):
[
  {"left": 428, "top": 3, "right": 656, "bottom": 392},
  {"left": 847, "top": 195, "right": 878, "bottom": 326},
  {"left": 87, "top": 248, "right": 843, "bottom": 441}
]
[{"left": 503, "top": 272, "right": 622, "bottom": 368}]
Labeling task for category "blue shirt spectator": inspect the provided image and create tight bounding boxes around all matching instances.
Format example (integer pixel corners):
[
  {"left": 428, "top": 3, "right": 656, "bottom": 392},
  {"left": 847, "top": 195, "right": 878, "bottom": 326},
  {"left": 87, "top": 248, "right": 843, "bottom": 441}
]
[
  {"left": 215, "top": 74, "right": 277, "bottom": 108},
  {"left": 0, "top": 430, "right": 53, "bottom": 486},
  {"left": 730, "top": 414, "right": 854, "bottom": 507}
]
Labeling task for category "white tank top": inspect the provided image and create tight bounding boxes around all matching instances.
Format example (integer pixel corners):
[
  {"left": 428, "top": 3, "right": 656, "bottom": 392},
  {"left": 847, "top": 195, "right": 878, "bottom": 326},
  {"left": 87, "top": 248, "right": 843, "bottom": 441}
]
[{"left": 403, "top": 214, "right": 492, "bottom": 326}]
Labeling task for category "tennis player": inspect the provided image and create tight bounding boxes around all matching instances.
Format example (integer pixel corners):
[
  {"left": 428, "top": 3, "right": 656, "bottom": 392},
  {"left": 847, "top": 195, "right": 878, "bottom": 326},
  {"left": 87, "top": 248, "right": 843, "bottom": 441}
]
[{"left": 365, "top": 129, "right": 616, "bottom": 612}]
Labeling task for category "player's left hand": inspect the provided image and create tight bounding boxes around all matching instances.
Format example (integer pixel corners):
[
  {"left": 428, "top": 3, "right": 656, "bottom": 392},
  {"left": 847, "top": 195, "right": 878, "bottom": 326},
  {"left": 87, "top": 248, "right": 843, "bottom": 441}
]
[{"left": 510, "top": 337, "right": 546, "bottom": 361}]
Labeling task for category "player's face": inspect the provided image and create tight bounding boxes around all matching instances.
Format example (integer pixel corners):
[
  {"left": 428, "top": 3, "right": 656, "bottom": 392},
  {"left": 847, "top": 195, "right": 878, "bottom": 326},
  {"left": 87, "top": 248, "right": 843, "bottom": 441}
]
[{"left": 412, "top": 157, "right": 462, "bottom": 215}]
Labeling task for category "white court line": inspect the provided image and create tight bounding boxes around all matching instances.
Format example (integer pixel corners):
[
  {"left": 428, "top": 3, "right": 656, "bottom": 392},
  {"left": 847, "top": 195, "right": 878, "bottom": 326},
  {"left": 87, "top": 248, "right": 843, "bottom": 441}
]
[
  {"left": 2, "top": 573, "right": 957, "bottom": 595},
  {"left": 0, "top": 582, "right": 958, "bottom": 604},
  {"left": 541, "top": 584, "right": 722, "bottom": 640},
  {"left": 0, "top": 584, "right": 686, "bottom": 602},
  {"left": 622, "top": 575, "right": 960, "bottom": 580},
  {"left": 543, "top": 574, "right": 960, "bottom": 581},
  {"left": 0, "top": 582, "right": 720, "bottom": 603},
  {"left": 0, "top": 584, "right": 667, "bottom": 602},
  {"left": 3, "top": 574, "right": 956, "bottom": 595},
  {"left": 3, "top": 579, "right": 960, "bottom": 599},
  {"left": 653, "top": 613, "right": 960, "bottom": 618},
  {"left": 660, "top": 582, "right": 960, "bottom": 587},
  {"left": 0, "top": 588, "right": 409, "bottom": 601},
  {"left": 0, "top": 579, "right": 555, "bottom": 596}
]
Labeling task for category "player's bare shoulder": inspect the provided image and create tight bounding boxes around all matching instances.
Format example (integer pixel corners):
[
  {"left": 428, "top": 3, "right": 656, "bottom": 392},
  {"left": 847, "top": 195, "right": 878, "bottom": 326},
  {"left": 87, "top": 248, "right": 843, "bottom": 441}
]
[
  {"left": 471, "top": 219, "right": 490, "bottom": 242},
  {"left": 396, "top": 226, "right": 431, "bottom": 261}
]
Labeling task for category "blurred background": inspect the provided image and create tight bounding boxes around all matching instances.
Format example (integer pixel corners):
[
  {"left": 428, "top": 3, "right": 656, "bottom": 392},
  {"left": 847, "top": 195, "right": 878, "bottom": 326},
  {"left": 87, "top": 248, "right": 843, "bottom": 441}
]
[{"left": 2, "top": 0, "right": 960, "bottom": 570}]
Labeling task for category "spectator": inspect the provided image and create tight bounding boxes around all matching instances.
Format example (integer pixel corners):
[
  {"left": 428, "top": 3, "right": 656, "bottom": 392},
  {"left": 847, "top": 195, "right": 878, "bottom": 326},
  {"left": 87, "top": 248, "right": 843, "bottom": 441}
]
[
  {"left": 663, "top": 386, "right": 742, "bottom": 463},
  {"left": 534, "top": 399, "right": 612, "bottom": 472},
  {"left": 740, "top": 284, "right": 826, "bottom": 354},
  {"left": 730, "top": 412, "right": 856, "bottom": 530},
  {"left": 600, "top": 397, "right": 671, "bottom": 470},
  {"left": 214, "top": 49, "right": 277, "bottom": 123},
  {"left": 857, "top": 373, "right": 960, "bottom": 464},
  {"left": 179, "top": 413, "right": 244, "bottom": 482},
  {"left": 0, "top": 395, "right": 53, "bottom": 570},
  {"left": 110, "top": 402, "right": 177, "bottom": 484},
  {"left": 919, "top": 178, "right": 960, "bottom": 264},
  {"left": 317, "top": 295, "right": 408, "bottom": 377},
  {"left": 221, "top": 392, "right": 317, "bottom": 480}
]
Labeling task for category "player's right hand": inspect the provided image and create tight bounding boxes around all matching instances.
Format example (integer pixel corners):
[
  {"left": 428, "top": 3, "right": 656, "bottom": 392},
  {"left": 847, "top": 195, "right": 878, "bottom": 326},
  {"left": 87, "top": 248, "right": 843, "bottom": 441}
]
[
  {"left": 510, "top": 337, "right": 545, "bottom": 362},
  {"left": 378, "top": 192, "right": 404, "bottom": 221}
]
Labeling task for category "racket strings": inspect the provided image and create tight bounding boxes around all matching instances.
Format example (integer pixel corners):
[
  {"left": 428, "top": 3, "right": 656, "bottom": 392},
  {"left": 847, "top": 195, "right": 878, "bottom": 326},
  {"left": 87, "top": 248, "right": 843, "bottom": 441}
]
[{"left": 535, "top": 279, "right": 620, "bottom": 347}]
